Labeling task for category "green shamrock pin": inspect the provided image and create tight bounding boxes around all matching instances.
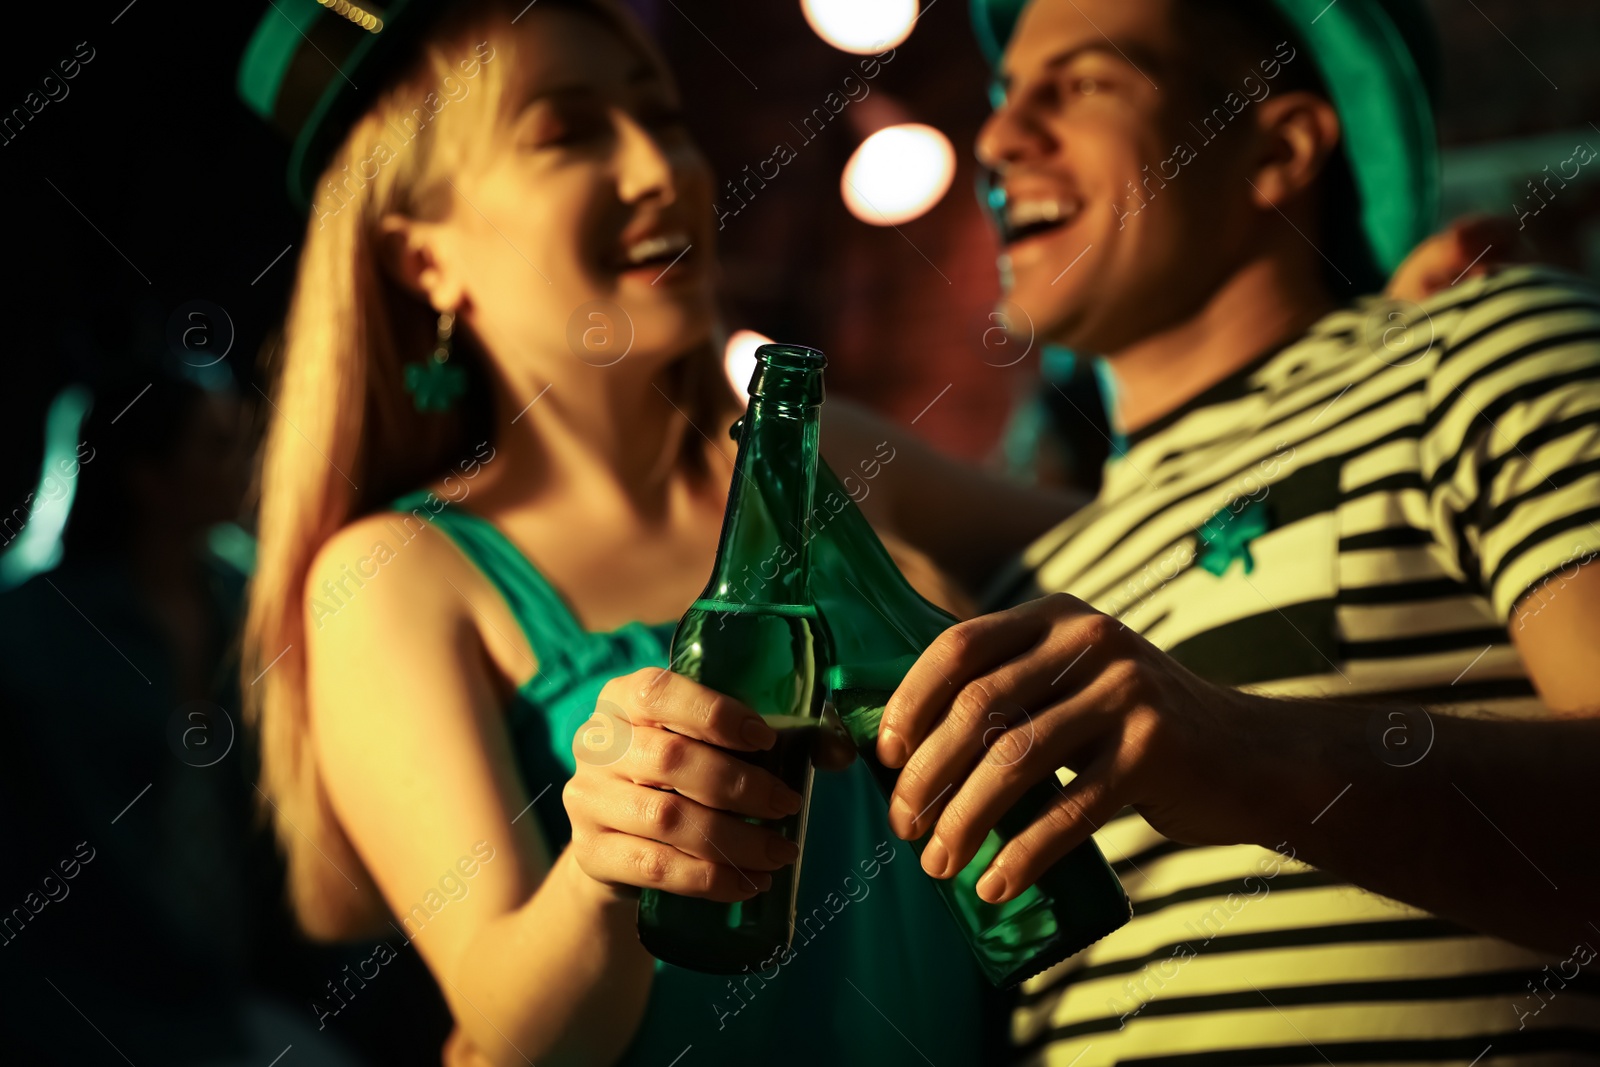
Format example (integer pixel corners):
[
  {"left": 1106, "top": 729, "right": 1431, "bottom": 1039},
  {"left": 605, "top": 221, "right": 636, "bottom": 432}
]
[
  {"left": 1196, "top": 498, "right": 1270, "bottom": 576},
  {"left": 404, "top": 352, "right": 466, "bottom": 413}
]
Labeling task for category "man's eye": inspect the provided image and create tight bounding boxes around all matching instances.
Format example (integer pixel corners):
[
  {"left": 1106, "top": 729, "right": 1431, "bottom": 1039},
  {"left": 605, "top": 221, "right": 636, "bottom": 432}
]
[{"left": 1069, "top": 76, "right": 1103, "bottom": 96}]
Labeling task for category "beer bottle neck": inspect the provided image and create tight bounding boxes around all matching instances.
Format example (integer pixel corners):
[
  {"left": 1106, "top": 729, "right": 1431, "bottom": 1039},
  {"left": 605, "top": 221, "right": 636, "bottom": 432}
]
[
  {"left": 812, "top": 458, "right": 959, "bottom": 677},
  {"left": 702, "top": 393, "right": 821, "bottom": 607}
]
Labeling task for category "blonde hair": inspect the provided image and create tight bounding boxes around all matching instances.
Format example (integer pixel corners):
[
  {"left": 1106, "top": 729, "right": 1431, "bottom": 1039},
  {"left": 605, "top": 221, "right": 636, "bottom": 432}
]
[{"left": 242, "top": 0, "right": 733, "bottom": 939}]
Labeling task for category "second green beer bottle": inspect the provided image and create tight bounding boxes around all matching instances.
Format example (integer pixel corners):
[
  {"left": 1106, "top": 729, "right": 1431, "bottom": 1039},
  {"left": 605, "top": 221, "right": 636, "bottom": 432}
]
[
  {"left": 809, "top": 461, "right": 1133, "bottom": 988},
  {"left": 635, "top": 344, "right": 831, "bottom": 974}
]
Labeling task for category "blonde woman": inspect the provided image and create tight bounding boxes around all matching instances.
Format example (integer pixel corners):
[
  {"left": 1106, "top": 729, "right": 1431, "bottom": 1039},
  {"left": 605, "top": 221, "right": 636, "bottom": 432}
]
[{"left": 235, "top": 1, "right": 1104, "bottom": 1063}]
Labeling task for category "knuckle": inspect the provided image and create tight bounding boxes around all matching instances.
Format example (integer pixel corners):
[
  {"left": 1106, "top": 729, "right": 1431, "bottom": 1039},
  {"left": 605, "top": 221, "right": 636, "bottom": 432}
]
[
  {"left": 652, "top": 732, "right": 689, "bottom": 776},
  {"left": 950, "top": 681, "right": 992, "bottom": 730},
  {"left": 701, "top": 693, "right": 738, "bottom": 734},
  {"left": 560, "top": 777, "right": 583, "bottom": 815},
  {"left": 983, "top": 722, "right": 1035, "bottom": 770},
  {"left": 936, "top": 624, "right": 978, "bottom": 667},
  {"left": 1076, "top": 611, "right": 1120, "bottom": 646},
  {"left": 642, "top": 794, "right": 682, "bottom": 836},
  {"left": 1043, "top": 591, "right": 1081, "bottom": 613},
  {"left": 634, "top": 848, "right": 671, "bottom": 886},
  {"left": 1047, "top": 781, "right": 1097, "bottom": 830},
  {"left": 894, "top": 759, "right": 934, "bottom": 799},
  {"left": 938, "top": 790, "right": 976, "bottom": 835},
  {"left": 721, "top": 763, "right": 753, "bottom": 804},
  {"left": 603, "top": 669, "right": 647, "bottom": 706},
  {"left": 634, "top": 666, "right": 671, "bottom": 711},
  {"left": 1042, "top": 794, "right": 1080, "bottom": 833},
  {"left": 1102, "top": 656, "right": 1141, "bottom": 699},
  {"left": 569, "top": 721, "right": 595, "bottom": 762}
]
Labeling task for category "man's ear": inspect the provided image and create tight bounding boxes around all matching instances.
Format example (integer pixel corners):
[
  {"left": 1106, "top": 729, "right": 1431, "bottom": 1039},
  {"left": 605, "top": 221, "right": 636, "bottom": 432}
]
[
  {"left": 1246, "top": 90, "right": 1341, "bottom": 211},
  {"left": 375, "top": 213, "right": 464, "bottom": 312}
]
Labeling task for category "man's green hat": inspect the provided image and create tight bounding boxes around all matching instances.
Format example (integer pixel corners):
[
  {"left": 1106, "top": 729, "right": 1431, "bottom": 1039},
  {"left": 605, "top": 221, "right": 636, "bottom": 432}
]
[
  {"left": 969, "top": 0, "right": 1442, "bottom": 276},
  {"left": 237, "top": 0, "right": 445, "bottom": 212}
]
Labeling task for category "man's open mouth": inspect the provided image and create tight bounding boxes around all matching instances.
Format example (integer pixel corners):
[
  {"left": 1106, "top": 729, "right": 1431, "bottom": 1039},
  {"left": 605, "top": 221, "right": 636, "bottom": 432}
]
[{"left": 1001, "top": 197, "right": 1083, "bottom": 246}]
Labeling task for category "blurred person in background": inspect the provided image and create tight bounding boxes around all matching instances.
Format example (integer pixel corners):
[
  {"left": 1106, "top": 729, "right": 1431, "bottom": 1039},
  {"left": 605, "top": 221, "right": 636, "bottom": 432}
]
[{"left": 0, "top": 360, "right": 370, "bottom": 1064}]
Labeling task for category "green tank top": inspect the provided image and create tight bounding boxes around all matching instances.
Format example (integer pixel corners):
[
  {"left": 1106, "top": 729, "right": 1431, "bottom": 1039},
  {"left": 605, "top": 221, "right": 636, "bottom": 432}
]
[{"left": 392, "top": 491, "right": 988, "bottom": 1064}]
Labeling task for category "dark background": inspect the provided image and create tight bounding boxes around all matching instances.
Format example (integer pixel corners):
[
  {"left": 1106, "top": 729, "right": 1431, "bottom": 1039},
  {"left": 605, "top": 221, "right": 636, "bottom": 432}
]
[
  {"left": 5, "top": 0, "right": 1598, "bottom": 500},
  {"left": 0, "top": 1, "right": 1596, "bottom": 1064}
]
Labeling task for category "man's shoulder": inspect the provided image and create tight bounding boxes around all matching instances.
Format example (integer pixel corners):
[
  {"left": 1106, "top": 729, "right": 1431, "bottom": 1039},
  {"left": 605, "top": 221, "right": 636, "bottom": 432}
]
[
  {"left": 1418, "top": 264, "right": 1600, "bottom": 353},
  {"left": 1300, "top": 266, "right": 1600, "bottom": 411}
]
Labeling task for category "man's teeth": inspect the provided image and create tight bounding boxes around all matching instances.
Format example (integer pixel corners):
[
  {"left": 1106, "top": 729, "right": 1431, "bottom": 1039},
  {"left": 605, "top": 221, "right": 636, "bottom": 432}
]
[
  {"left": 1007, "top": 198, "right": 1081, "bottom": 230},
  {"left": 623, "top": 233, "right": 690, "bottom": 265}
]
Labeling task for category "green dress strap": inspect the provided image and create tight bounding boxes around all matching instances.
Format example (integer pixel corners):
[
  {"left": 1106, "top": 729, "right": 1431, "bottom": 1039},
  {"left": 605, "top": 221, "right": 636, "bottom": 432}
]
[{"left": 389, "top": 489, "right": 586, "bottom": 654}]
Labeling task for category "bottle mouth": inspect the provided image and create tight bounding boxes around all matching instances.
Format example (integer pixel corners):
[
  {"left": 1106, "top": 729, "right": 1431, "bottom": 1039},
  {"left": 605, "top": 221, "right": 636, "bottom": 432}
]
[
  {"left": 748, "top": 343, "right": 826, "bottom": 405},
  {"left": 755, "top": 343, "right": 827, "bottom": 371}
]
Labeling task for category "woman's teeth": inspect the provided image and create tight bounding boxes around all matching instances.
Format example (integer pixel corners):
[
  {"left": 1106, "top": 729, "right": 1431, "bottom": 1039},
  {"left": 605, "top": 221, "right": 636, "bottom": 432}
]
[{"left": 622, "top": 232, "right": 691, "bottom": 266}]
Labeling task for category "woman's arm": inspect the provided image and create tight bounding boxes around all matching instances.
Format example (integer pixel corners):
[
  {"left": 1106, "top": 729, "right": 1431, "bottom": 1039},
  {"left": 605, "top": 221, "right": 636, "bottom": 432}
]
[
  {"left": 823, "top": 398, "right": 1085, "bottom": 596},
  {"left": 305, "top": 518, "right": 653, "bottom": 1067},
  {"left": 305, "top": 516, "right": 802, "bottom": 1066}
]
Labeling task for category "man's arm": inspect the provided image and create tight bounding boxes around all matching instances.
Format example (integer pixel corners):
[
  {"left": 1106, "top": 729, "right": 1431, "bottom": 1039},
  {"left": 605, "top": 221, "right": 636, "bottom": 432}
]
[
  {"left": 1269, "top": 557, "right": 1600, "bottom": 953},
  {"left": 1244, "top": 559, "right": 1600, "bottom": 954},
  {"left": 823, "top": 397, "right": 1087, "bottom": 596}
]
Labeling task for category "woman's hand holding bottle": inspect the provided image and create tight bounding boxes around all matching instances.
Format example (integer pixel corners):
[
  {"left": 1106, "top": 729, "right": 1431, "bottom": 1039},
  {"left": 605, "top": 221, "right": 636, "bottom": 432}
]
[{"left": 562, "top": 666, "right": 806, "bottom": 903}]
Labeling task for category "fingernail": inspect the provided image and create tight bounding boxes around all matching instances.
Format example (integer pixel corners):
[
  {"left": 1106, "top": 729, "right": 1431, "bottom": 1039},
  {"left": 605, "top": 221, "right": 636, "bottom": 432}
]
[
  {"left": 922, "top": 837, "right": 950, "bottom": 879},
  {"left": 879, "top": 728, "right": 907, "bottom": 769},
  {"left": 767, "top": 835, "right": 800, "bottom": 865},
  {"left": 976, "top": 868, "right": 1007, "bottom": 903},
  {"left": 889, "top": 796, "right": 916, "bottom": 839},
  {"left": 748, "top": 872, "right": 773, "bottom": 895},
  {"left": 742, "top": 717, "right": 776, "bottom": 748},
  {"left": 771, "top": 783, "right": 803, "bottom": 815}
]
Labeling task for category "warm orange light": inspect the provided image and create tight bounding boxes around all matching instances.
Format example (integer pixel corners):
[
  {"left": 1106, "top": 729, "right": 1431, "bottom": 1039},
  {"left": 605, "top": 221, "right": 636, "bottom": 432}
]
[
  {"left": 800, "top": 0, "right": 918, "bottom": 54},
  {"left": 840, "top": 124, "right": 955, "bottom": 226}
]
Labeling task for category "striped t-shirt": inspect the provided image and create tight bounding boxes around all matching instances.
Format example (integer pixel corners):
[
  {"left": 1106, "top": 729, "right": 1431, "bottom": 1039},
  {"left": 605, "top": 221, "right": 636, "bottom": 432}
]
[{"left": 987, "top": 266, "right": 1600, "bottom": 1066}]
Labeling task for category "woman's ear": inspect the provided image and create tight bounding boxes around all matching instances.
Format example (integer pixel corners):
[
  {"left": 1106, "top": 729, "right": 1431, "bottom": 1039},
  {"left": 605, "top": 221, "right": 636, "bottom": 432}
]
[
  {"left": 375, "top": 213, "right": 464, "bottom": 312},
  {"left": 1245, "top": 90, "right": 1341, "bottom": 211}
]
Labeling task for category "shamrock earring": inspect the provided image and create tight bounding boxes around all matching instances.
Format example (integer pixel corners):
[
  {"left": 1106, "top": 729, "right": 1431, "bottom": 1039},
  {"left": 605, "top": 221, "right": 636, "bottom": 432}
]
[{"left": 405, "top": 310, "right": 467, "bottom": 413}]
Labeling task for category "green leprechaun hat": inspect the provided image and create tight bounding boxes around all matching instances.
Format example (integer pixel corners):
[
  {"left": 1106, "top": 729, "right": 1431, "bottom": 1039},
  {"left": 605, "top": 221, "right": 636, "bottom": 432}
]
[{"left": 237, "top": 0, "right": 449, "bottom": 212}]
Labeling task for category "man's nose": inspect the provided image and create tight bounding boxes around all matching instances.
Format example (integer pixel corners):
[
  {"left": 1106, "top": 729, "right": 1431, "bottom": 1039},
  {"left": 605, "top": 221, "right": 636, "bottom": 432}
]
[{"left": 976, "top": 95, "right": 1054, "bottom": 172}]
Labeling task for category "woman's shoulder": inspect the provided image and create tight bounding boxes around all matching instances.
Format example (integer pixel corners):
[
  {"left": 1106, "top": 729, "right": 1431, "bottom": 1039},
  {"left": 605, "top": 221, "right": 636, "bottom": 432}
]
[
  {"left": 303, "top": 509, "right": 467, "bottom": 642},
  {"left": 309, "top": 507, "right": 460, "bottom": 589},
  {"left": 304, "top": 507, "right": 539, "bottom": 687}
]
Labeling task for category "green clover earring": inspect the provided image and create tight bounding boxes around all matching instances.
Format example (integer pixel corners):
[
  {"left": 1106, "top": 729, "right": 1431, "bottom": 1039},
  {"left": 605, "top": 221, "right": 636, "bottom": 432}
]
[{"left": 405, "top": 310, "right": 467, "bottom": 413}]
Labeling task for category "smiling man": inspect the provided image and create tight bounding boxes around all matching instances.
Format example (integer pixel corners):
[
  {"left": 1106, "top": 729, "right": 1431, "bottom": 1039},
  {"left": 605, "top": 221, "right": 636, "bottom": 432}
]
[{"left": 872, "top": 0, "right": 1600, "bottom": 1064}]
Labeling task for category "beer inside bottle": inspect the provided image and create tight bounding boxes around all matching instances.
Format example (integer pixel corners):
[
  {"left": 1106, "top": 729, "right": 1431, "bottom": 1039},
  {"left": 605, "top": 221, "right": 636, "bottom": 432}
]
[
  {"left": 810, "top": 461, "right": 1132, "bottom": 988},
  {"left": 635, "top": 344, "right": 831, "bottom": 975}
]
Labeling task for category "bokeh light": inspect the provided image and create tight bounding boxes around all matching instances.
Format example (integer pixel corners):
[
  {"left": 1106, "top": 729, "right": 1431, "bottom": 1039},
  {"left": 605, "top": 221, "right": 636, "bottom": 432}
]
[
  {"left": 840, "top": 123, "right": 956, "bottom": 226},
  {"left": 724, "top": 329, "right": 774, "bottom": 396},
  {"left": 800, "top": 0, "right": 919, "bottom": 54}
]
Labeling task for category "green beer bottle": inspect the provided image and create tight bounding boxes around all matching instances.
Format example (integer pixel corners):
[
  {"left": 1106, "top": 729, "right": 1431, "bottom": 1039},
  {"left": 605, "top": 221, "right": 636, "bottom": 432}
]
[
  {"left": 809, "top": 461, "right": 1132, "bottom": 988},
  {"left": 636, "top": 344, "right": 831, "bottom": 974}
]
